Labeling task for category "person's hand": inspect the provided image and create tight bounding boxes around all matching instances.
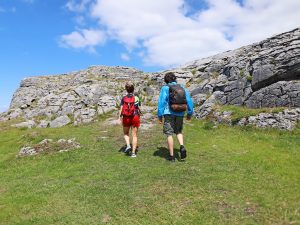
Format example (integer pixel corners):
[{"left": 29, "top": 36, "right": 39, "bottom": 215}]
[
  {"left": 118, "top": 117, "right": 122, "bottom": 125},
  {"left": 186, "top": 115, "right": 192, "bottom": 121},
  {"left": 158, "top": 117, "right": 163, "bottom": 124}
]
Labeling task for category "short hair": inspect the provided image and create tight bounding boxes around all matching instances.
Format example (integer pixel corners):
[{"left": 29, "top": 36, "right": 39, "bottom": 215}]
[
  {"left": 164, "top": 72, "right": 177, "bottom": 84},
  {"left": 125, "top": 82, "right": 134, "bottom": 93}
]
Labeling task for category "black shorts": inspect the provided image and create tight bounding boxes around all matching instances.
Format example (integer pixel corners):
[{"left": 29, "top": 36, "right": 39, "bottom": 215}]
[{"left": 163, "top": 115, "right": 184, "bottom": 136}]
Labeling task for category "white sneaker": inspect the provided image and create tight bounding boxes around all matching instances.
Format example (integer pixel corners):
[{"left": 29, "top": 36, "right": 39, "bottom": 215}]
[{"left": 131, "top": 153, "right": 137, "bottom": 158}]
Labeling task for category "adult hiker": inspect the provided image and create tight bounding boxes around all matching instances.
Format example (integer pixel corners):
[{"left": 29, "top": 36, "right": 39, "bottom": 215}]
[
  {"left": 157, "top": 72, "right": 194, "bottom": 161},
  {"left": 118, "top": 82, "right": 141, "bottom": 158}
]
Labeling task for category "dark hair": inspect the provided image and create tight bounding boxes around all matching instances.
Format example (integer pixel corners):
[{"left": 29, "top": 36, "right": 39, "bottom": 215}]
[
  {"left": 164, "top": 72, "right": 176, "bottom": 84},
  {"left": 125, "top": 82, "right": 134, "bottom": 93}
]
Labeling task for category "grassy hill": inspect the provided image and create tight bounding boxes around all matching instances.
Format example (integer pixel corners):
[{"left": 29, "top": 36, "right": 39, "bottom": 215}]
[{"left": 0, "top": 116, "right": 299, "bottom": 225}]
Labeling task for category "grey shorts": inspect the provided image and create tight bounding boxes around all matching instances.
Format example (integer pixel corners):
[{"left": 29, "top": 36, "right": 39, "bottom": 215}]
[{"left": 163, "top": 115, "right": 184, "bottom": 136}]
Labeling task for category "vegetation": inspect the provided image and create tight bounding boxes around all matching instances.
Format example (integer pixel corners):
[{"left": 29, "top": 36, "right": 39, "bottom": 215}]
[
  {"left": 239, "top": 69, "right": 245, "bottom": 77},
  {"left": 0, "top": 116, "right": 299, "bottom": 224},
  {"left": 246, "top": 75, "right": 253, "bottom": 82},
  {"left": 191, "top": 69, "right": 197, "bottom": 76},
  {"left": 211, "top": 71, "right": 219, "bottom": 79}
]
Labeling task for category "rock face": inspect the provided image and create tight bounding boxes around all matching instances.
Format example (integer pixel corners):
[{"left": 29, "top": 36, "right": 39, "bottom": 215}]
[
  {"left": 213, "top": 108, "right": 300, "bottom": 130},
  {"left": 1, "top": 66, "right": 160, "bottom": 125},
  {"left": 182, "top": 27, "right": 300, "bottom": 118},
  {"left": 1, "top": 27, "right": 300, "bottom": 129}
]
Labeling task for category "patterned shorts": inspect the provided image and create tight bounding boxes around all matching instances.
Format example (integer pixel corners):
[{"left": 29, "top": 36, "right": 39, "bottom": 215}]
[{"left": 163, "top": 115, "right": 184, "bottom": 136}]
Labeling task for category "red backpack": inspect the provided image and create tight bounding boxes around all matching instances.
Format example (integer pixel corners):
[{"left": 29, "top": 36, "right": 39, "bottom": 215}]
[{"left": 121, "top": 95, "right": 135, "bottom": 116}]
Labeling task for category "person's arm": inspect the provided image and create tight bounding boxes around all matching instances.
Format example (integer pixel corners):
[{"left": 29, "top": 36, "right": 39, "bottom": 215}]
[
  {"left": 185, "top": 88, "right": 194, "bottom": 120},
  {"left": 118, "top": 107, "right": 123, "bottom": 120},
  {"left": 157, "top": 86, "right": 168, "bottom": 122},
  {"left": 119, "top": 97, "right": 124, "bottom": 123}
]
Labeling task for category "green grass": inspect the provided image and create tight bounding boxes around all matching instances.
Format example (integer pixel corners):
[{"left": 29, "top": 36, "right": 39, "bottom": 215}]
[{"left": 0, "top": 117, "right": 299, "bottom": 225}]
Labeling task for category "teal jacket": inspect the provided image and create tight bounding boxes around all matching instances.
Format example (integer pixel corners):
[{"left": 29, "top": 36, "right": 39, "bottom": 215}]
[{"left": 157, "top": 82, "right": 194, "bottom": 118}]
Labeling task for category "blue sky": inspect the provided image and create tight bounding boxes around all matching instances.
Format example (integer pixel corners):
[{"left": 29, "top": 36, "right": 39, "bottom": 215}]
[{"left": 1, "top": 0, "right": 300, "bottom": 112}]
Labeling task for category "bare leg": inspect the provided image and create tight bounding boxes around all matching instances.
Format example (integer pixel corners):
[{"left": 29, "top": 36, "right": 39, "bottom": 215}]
[
  {"left": 131, "top": 127, "right": 138, "bottom": 154},
  {"left": 167, "top": 135, "right": 174, "bottom": 156},
  {"left": 123, "top": 126, "right": 130, "bottom": 146},
  {"left": 176, "top": 133, "right": 184, "bottom": 146}
]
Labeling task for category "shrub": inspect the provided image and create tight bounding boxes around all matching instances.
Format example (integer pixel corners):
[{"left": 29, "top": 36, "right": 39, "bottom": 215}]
[{"left": 247, "top": 75, "right": 253, "bottom": 82}]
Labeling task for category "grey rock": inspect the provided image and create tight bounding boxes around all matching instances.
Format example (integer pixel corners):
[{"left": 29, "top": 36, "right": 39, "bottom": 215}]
[
  {"left": 192, "top": 93, "right": 207, "bottom": 106},
  {"left": 37, "top": 120, "right": 50, "bottom": 128},
  {"left": 246, "top": 81, "right": 300, "bottom": 108},
  {"left": 97, "top": 95, "right": 116, "bottom": 114},
  {"left": 9, "top": 108, "right": 23, "bottom": 119},
  {"left": 240, "top": 108, "right": 300, "bottom": 130},
  {"left": 19, "top": 146, "right": 37, "bottom": 156},
  {"left": 195, "top": 102, "right": 214, "bottom": 119},
  {"left": 141, "top": 113, "right": 155, "bottom": 121},
  {"left": 13, "top": 120, "right": 36, "bottom": 129},
  {"left": 183, "top": 27, "right": 300, "bottom": 109},
  {"left": 50, "top": 115, "right": 71, "bottom": 128},
  {"left": 39, "top": 139, "right": 53, "bottom": 144},
  {"left": 74, "top": 108, "right": 96, "bottom": 124}
]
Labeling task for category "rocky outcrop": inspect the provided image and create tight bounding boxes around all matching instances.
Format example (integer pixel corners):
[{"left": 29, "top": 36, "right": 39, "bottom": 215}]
[
  {"left": 182, "top": 27, "right": 300, "bottom": 115},
  {"left": 1, "top": 27, "right": 300, "bottom": 130},
  {"left": 1, "top": 66, "right": 160, "bottom": 126},
  {"left": 19, "top": 138, "right": 81, "bottom": 156},
  {"left": 212, "top": 108, "right": 300, "bottom": 130}
]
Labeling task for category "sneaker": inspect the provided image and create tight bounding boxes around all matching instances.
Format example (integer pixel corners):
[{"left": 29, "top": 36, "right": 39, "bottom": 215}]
[
  {"left": 124, "top": 146, "right": 131, "bottom": 153},
  {"left": 180, "top": 146, "right": 187, "bottom": 159},
  {"left": 166, "top": 155, "right": 175, "bottom": 162},
  {"left": 131, "top": 153, "right": 137, "bottom": 158}
]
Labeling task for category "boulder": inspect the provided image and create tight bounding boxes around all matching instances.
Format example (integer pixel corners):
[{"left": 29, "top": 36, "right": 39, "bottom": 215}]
[
  {"left": 12, "top": 120, "right": 36, "bottom": 129},
  {"left": 50, "top": 115, "right": 71, "bottom": 128}
]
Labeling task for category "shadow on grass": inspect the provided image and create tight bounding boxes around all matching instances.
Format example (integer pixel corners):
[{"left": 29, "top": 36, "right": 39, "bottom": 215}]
[
  {"left": 154, "top": 147, "right": 182, "bottom": 161},
  {"left": 119, "top": 145, "right": 126, "bottom": 152}
]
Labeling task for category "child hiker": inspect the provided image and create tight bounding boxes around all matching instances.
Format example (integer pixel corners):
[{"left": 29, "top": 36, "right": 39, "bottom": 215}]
[{"left": 118, "top": 82, "right": 141, "bottom": 158}]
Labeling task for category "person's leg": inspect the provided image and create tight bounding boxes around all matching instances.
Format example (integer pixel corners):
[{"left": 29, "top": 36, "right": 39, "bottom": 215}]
[
  {"left": 163, "top": 115, "right": 175, "bottom": 161},
  {"left": 131, "top": 127, "right": 138, "bottom": 155},
  {"left": 123, "top": 126, "right": 131, "bottom": 151},
  {"left": 130, "top": 115, "right": 140, "bottom": 157},
  {"left": 176, "top": 133, "right": 184, "bottom": 146},
  {"left": 174, "top": 116, "right": 187, "bottom": 159},
  {"left": 167, "top": 135, "right": 174, "bottom": 156}
]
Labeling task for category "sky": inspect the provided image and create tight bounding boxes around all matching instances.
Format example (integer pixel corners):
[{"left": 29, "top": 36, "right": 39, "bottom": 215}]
[{"left": 0, "top": 0, "right": 300, "bottom": 112}]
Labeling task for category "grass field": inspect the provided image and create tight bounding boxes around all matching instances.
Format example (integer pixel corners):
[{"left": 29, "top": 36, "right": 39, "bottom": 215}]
[{"left": 0, "top": 117, "right": 299, "bottom": 225}]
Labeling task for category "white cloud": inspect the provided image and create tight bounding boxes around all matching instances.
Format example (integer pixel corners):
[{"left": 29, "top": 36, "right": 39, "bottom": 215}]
[
  {"left": 121, "top": 53, "right": 130, "bottom": 61},
  {"left": 74, "top": 15, "right": 86, "bottom": 25},
  {"left": 66, "top": 0, "right": 92, "bottom": 13},
  {"left": 60, "top": 28, "right": 106, "bottom": 52},
  {"left": 62, "top": 0, "right": 300, "bottom": 67}
]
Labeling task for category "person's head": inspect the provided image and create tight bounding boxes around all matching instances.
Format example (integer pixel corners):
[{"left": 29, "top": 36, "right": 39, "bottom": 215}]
[
  {"left": 164, "top": 72, "right": 177, "bottom": 84},
  {"left": 125, "top": 82, "right": 134, "bottom": 93}
]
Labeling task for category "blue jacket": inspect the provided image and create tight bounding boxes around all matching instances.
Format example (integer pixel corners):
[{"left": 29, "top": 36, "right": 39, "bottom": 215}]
[{"left": 157, "top": 82, "right": 194, "bottom": 118}]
